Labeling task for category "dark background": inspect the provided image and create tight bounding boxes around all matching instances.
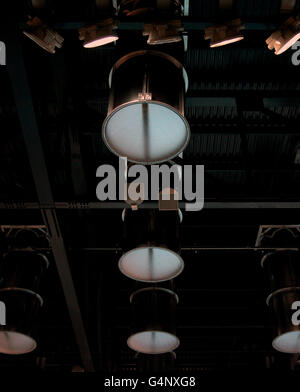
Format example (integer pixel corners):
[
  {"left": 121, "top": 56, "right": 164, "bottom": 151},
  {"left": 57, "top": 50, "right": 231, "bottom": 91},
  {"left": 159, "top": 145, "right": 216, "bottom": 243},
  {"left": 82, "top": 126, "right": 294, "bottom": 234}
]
[{"left": 0, "top": 0, "right": 300, "bottom": 372}]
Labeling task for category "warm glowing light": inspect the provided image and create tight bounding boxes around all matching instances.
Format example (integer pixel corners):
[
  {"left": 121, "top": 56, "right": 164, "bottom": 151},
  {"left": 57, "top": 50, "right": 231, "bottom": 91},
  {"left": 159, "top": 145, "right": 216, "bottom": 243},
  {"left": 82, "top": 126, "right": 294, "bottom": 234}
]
[
  {"left": 83, "top": 35, "right": 118, "bottom": 48},
  {"left": 79, "top": 19, "right": 119, "bottom": 48},
  {"left": 266, "top": 16, "right": 300, "bottom": 55},
  {"left": 210, "top": 35, "right": 244, "bottom": 47},
  {"left": 205, "top": 19, "right": 245, "bottom": 48}
]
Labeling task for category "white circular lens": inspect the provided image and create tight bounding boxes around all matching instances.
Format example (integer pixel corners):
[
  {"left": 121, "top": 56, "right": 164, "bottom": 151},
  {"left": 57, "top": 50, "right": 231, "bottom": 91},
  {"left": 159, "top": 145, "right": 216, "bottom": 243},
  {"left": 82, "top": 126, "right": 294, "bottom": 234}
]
[
  {"left": 0, "top": 331, "right": 37, "bottom": 355},
  {"left": 119, "top": 247, "right": 184, "bottom": 282},
  {"left": 102, "top": 101, "right": 190, "bottom": 164},
  {"left": 272, "top": 331, "right": 300, "bottom": 353},
  {"left": 127, "top": 331, "right": 179, "bottom": 354}
]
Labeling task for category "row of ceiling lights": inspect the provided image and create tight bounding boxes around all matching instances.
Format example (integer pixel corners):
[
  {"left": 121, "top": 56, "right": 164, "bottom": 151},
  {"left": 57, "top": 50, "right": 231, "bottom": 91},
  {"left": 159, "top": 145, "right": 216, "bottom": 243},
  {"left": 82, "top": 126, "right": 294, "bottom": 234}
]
[{"left": 22, "top": 14, "right": 300, "bottom": 55}]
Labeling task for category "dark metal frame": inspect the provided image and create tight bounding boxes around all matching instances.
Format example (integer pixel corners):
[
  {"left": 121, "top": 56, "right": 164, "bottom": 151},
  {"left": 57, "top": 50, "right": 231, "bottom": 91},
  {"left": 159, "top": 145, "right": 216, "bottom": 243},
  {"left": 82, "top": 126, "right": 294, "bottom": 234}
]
[{"left": 5, "top": 26, "right": 94, "bottom": 372}]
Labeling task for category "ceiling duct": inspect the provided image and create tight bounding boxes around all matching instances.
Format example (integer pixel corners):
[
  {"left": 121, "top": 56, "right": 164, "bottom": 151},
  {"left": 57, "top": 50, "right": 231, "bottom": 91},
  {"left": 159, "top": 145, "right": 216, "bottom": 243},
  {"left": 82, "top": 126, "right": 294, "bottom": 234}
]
[
  {"left": 119, "top": 208, "right": 183, "bottom": 283},
  {"left": 102, "top": 50, "right": 190, "bottom": 164},
  {"left": 260, "top": 228, "right": 300, "bottom": 353},
  {"left": 127, "top": 287, "right": 179, "bottom": 354},
  {"left": 0, "top": 250, "right": 49, "bottom": 354}
]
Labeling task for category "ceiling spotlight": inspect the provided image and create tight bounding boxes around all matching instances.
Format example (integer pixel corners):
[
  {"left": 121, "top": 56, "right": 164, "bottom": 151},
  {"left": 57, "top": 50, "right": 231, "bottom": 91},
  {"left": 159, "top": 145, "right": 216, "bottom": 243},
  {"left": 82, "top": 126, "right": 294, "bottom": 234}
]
[
  {"left": 143, "top": 21, "right": 183, "bottom": 45},
  {"left": 266, "top": 16, "right": 300, "bottom": 55},
  {"left": 23, "top": 16, "right": 64, "bottom": 54},
  {"left": 78, "top": 18, "right": 118, "bottom": 48},
  {"left": 204, "top": 18, "right": 245, "bottom": 48}
]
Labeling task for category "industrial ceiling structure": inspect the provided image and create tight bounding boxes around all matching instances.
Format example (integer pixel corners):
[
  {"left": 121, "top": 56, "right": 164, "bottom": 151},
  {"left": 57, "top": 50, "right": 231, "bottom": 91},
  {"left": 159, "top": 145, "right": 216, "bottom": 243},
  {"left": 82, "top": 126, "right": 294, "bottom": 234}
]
[{"left": 0, "top": 0, "right": 300, "bottom": 373}]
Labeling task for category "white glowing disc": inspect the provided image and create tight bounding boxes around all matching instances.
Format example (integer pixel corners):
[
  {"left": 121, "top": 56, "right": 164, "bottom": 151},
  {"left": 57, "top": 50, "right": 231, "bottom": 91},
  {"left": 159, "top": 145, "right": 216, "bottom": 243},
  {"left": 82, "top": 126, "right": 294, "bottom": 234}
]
[
  {"left": 102, "top": 101, "right": 190, "bottom": 164},
  {"left": 119, "top": 246, "right": 184, "bottom": 283},
  {"left": 272, "top": 331, "right": 300, "bottom": 353},
  {"left": 127, "top": 331, "right": 180, "bottom": 354},
  {"left": 0, "top": 331, "right": 37, "bottom": 355}
]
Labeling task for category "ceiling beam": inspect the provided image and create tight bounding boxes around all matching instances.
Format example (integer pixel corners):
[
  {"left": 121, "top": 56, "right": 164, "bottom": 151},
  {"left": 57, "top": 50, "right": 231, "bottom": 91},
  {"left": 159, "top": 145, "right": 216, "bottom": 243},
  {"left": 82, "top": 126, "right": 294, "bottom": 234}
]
[
  {"left": 19, "top": 19, "right": 279, "bottom": 31},
  {"left": 5, "top": 26, "right": 95, "bottom": 372},
  {"left": 1, "top": 201, "right": 300, "bottom": 210}
]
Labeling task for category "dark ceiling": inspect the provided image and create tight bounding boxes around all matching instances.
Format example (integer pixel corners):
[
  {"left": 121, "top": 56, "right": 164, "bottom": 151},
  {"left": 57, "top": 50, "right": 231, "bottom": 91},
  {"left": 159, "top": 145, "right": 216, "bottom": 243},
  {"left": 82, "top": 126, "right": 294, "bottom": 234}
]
[{"left": 0, "top": 0, "right": 300, "bottom": 373}]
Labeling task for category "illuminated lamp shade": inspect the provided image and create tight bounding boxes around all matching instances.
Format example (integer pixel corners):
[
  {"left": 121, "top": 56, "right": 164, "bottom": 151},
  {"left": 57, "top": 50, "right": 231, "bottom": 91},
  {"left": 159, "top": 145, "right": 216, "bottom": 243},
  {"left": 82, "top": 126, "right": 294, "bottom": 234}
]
[
  {"left": 266, "top": 16, "right": 300, "bottom": 55},
  {"left": 204, "top": 18, "right": 245, "bottom": 48},
  {"left": 119, "top": 208, "right": 184, "bottom": 283},
  {"left": 102, "top": 50, "right": 190, "bottom": 164},
  {"left": 78, "top": 19, "right": 118, "bottom": 48},
  {"left": 0, "top": 251, "right": 48, "bottom": 354},
  {"left": 143, "top": 21, "right": 183, "bottom": 45},
  {"left": 128, "top": 288, "right": 179, "bottom": 354},
  {"left": 261, "top": 228, "right": 300, "bottom": 353},
  {"left": 0, "top": 288, "right": 42, "bottom": 354},
  {"left": 268, "top": 288, "right": 300, "bottom": 353},
  {"left": 23, "top": 16, "right": 64, "bottom": 54}
]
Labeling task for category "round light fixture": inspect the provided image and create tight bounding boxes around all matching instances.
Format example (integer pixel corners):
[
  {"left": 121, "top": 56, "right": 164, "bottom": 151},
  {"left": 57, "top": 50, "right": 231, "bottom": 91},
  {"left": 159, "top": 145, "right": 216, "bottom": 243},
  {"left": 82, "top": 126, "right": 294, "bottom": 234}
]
[
  {"left": 102, "top": 50, "right": 190, "bottom": 164},
  {"left": 119, "top": 246, "right": 184, "bottom": 283},
  {"left": 127, "top": 331, "right": 180, "bottom": 355},
  {"left": 128, "top": 288, "right": 179, "bottom": 355},
  {"left": 272, "top": 331, "right": 300, "bottom": 353},
  {"left": 120, "top": 209, "right": 183, "bottom": 282},
  {"left": 0, "top": 288, "right": 42, "bottom": 355}
]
